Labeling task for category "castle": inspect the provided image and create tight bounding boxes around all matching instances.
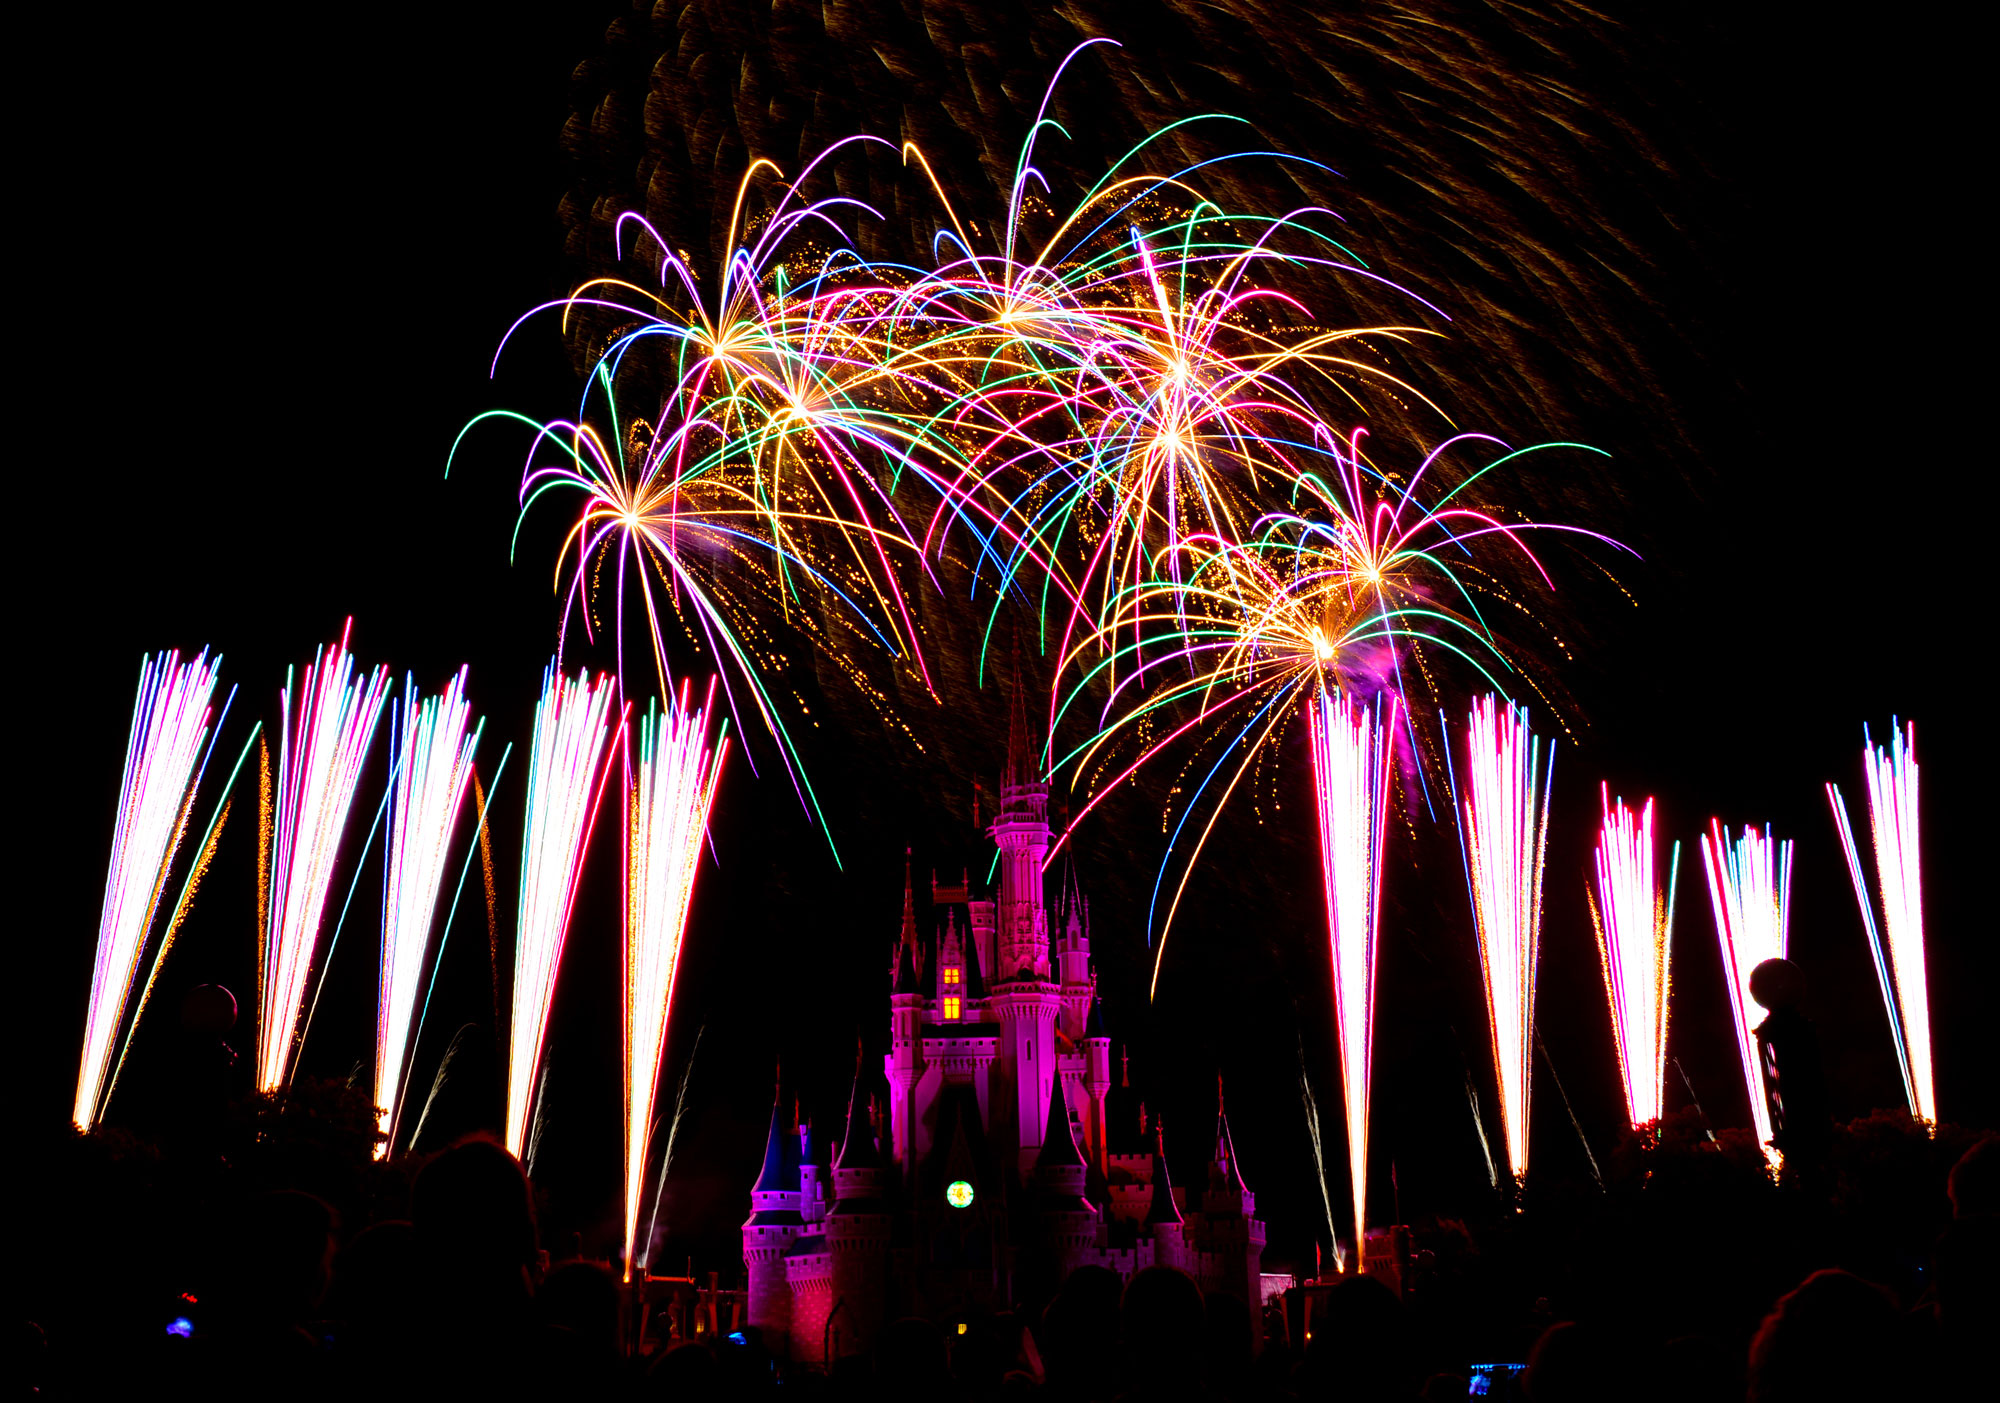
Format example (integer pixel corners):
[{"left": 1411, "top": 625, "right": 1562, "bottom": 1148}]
[{"left": 741, "top": 684, "right": 1269, "bottom": 1365}]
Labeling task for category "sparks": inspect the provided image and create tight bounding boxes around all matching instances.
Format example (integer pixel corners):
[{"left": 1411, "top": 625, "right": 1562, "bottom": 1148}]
[
  {"left": 507, "top": 666, "right": 621, "bottom": 1160},
  {"left": 1306, "top": 686, "right": 1395, "bottom": 1259},
  {"left": 1699, "top": 819, "right": 1793, "bottom": 1169},
  {"left": 1450, "top": 694, "right": 1553, "bottom": 1188},
  {"left": 256, "top": 626, "right": 391, "bottom": 1093},
  {"left": 1587, "top": 786, "right": 1676, "bottom": 1130},
  {"left": 620, "top": 681, "right": 729, "bottom": 1281},
  {"left": 375, "top": 668, "right": 482, "bottom": 1158},
  {"left": 74, "top": 651, "right": 227, "bottom": 1130},
  {"left": 1826, "top": 720, "right": 1932, "bottom": 1126}
]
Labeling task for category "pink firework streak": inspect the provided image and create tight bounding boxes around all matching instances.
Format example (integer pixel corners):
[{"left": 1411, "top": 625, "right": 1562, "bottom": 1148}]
[
  {"left": 507, "top": 666, "right": 621, "bottom": 1161},
  {"left": 1306, "top": 686, "right": 1395, "bottom": 1262},
  {"left": 1588, "top": 787, "right": 1677, "bottom": 1129},
  {"left": 620, "top": 681, "right": 729, "bottom": 1281},
  {"left": 1450, "top": 694, "right": 1554, "bottom": 1187},
  {"left": 257, "top": 627, "right": 391, "bottom": 1093},
  {"left": 75, "top": 650, "right": 226, "bottom": 1129},
  {"left": 1826, "top": 720, "right": 1932, "bottom": 1125},
  {"left": 375, "top": 668, "right": 482, "bottom": 1157},
  {"left": 1699, "top": 819, "right": 1793, "bottom": 1169}
]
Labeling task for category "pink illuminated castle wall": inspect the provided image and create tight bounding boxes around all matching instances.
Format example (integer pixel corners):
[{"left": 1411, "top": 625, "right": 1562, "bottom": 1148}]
[{"left": 742, "top": 682, "right": 1267, "bottom": 1365}]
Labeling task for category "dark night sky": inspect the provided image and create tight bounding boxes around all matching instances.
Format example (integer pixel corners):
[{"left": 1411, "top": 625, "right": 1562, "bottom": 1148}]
[{"left": 18, "top": 2, "right": 1989, "bottom": 1271}]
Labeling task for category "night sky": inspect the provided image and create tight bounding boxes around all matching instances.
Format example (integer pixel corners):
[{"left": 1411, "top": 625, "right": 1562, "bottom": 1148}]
[{"left": 21, "top": 2, "right": 1988, "bottom": 1272}]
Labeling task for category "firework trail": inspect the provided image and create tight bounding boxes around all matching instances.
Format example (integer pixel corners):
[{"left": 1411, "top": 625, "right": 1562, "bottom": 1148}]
[
  {"left": 1449, "top": 694, "right": 1553, "bottom": 1187},
  {"left": 506, "top": 666, "right": 620, "bottom": 1159},
  {"left": 256, "top": 628, "right": 391, "bottom": 1093},
  {"left": 1588, "top": 786, "right": 1678, "bottom": 1130},
  {"left": 620, "top": 683, "right": 729, "bottom": 1280},
  {"left": 374, "top": 669, "right": 482, "bottom": 1157},
  {"left": 1699, "top": 819, "right": 1793, "bottom": 1169},
  {"left": 74, "top": 650, "right": 228, "bottom": 1130},
  {"left": 1306, "top": 686, "right": 1396, "bottom": 1256},
  {"left": 1826, "top": 720, "right": 1932, "bottom": 1125}
]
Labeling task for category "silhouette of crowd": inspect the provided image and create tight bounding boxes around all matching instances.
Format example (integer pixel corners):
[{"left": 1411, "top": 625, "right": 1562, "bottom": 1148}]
[{"left": 13, "top": 1109, "right": 1994, "bottom": 1399}]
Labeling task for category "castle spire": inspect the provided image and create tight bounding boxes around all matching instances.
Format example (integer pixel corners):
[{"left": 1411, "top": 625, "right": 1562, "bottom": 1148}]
[
  {"left": 901, "top": 846, "right": 917, "bottom": 946},
  {"left": 1006, "top": 632, "right": 1033, "bottom": 792},
  {"left": 836, "top": 1055, "right": 879, "bottom": 1170},
  {"left": 1145, "top": 1123, "right": 1182, "bottom": 1224},
  {"left": 1035, "top": 1074, "right": 1085, "bottom": 1170},
  {"left": 752, "top": 1073, "right": 799, "bottom": 1194},
  {"left": 1213, "top": 1076, "right": 1247, "bottom": 1193}
]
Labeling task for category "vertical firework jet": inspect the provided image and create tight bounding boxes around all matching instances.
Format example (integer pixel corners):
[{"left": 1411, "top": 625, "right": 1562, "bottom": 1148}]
[
  {"left": 1700, "top": 819, "right": 1793, "bottom": 1168},
  {"left": 1450, "top": 695, "right": 1554, "bottom": 1187},
  {"left": 620, "top": 682, "right": 729, "bottom": 1281},
  {"left": 74, "top": 651, "right": 226, "bottom": 1130},
  {"left": 257, "top": 629, "right": 392, "bottom": 1093},
  {"left": 1826, "top": 721, "right": 1932, "bottom": 1125},
  {"left": 507, "top": 667, "right": 620, "bottom": 1160},
  {"left": 1306, "top": 686, "right": 1395, "bottom": 1264},
  {"left": 374, "top": 669, "right": 482, "bottom": 1157},
  {"left": 1588, "top": 787, "right": 1677, "bottom": 1129}
]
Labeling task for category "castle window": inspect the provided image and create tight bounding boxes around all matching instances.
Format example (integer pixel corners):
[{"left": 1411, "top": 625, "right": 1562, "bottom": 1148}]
[
  {"left": 943, "top": 966, "right": 961, "bottom": 986},
  {"left": 942, "top": 996, "right": 962, "bottom": 1020}
]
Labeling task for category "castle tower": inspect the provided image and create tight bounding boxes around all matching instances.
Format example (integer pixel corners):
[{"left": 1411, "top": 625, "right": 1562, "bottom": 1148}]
[
  {"left": 887, "top": 854, "right": 924, "bottom": 1181},
  {"left": 823, "top": 1065, "right": 892, "bottom": 1362},
  {"left": 1056, "top": 869, "right": 1093, "bottom": 1038},
  {"left": 1082, "top": 995, "right": 1113, "bottom": 1177},
  {"left": 1204, "top": 1090, "right": 1266, "bottom": 1325},
  {"left": 1145, "top": 1125, "right": 1186, "bottom": 1272},
  {"left": 742, "top": 1087, "right": 803, "bottom": 1344},
  {"left": 990, "top": 655, "right": 1061, "bottom": 1171}
]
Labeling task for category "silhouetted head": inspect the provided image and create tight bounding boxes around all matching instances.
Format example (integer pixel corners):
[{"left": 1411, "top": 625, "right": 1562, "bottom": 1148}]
[
  {"left": 539, "top": 1259, "right": 621, "bottom": 1358},
  {"left": 1122, "top": 1266, "right": 1206, "bottom": 1390},
  {"left": 412, "top": 1135, "right": 538, "bottom": 1284},
  {"left": 181, "top": 983, "right": 237, "bottom": 1035},
  {"left": 1748, "top": 1269, "right": 1897, "bottom": 1402},
  {"left": 329, "top": 1219, "right": 415, "bottom": 1326},
  {"left": 648, "top": 1339, "right": 719, "bottom": 1399},
  {"left": 1524, "top": 1321, "right": 1614, "bottom": 1403},
  {"left": 1202, "top": 1291, "right": 1252, "bottom": 1386},
  {"left": 1302, "top": 1275, "right": 1410, "bottom": 1398},
  {"left": 235, "top": 1190, "right": 336, "bottom": 1324},
  {"left": 1749, "top": 958, "right": 1803, "bottom": 1012},
  {"left": 1947, "top": 1134, "right": 1998, "bottom": 1218},
  {"left": 876, "top": 1315, "right": 949, "bottom": 1395},
  {"left": 1043, "top": 1265, "right": 1123, "bottom": 1400}
]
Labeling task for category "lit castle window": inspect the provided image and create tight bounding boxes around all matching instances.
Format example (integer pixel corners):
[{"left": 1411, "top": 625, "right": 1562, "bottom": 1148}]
[
  {"left": 942, "top": 996, "right": 961, "bottom": 1020},
  {"left": 943, "top": 967, "right": 961, "bottom": 986}
]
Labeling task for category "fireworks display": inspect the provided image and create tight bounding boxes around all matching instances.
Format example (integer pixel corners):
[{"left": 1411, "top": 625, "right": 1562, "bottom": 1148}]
[
  {"left": 74, "top": 651, "right": 228, "bottom": 1130},
  {"left": 374, "top": 668, "right": 482, "bottom": 1157},
  {"left": 1587, "top": 787, "right": 1677, "bottom": 1130},
  {"left": 1450, "top": 695, "right": 1554, "bottom": 1187},
  {"left": 620, "top": 682, "right": 729, "bottom": 1280},
  {"left": 256, "top": 628, "right": 392, "bottom": 1093},
  {"left": 1700, "top": 820, "right": 1794, "bottom": 1168},
  {"left": 1826, "top": 721, "right": 1933, "bottom": 1126},
  {"left": 507, "top": 666, "right": 620, "bottom": 1160},
  {"left": 1306, "top": 687, "right": 1395, "bottom": 1256}
]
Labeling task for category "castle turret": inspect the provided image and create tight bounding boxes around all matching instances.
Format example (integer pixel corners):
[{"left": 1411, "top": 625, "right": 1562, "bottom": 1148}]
[
  {"left": 742, "top": 1086, "right": 803, "bottom": 1344},
  {"left": 1082, "top": 994, "right": 1113, "bottom": 1177},
  {"left": 1036, "top": 1072, "right": 1097, "bottom": 1286},
  {"left": 824, "top": 1065, "right": 891, "bottom": 1362},
  {"left": 990, "top": 654, "right": 1061, "bottom": 1171},
  {"left": 1204, "top": 1088, "right": 1266, "bottom": 1326},
  {"left": 887, "top": 854, "right": 924, "bottom": 1182},
  {"left": 1145, "top": 1125, "right": 1185, "bottom": 1272}
]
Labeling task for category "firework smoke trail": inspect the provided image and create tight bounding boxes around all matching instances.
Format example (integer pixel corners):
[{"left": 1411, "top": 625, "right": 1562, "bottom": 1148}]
[
  {"left": 1306, "top": 686, "right": 1396, "bottom": 1257},
  {"left": 506, "top": 667, "right": 620, "bottom": 1158},
  {"left": 254, "top": 628, "right": 392, "bottom": 1093},
  {"left": 620, "top": 682, "right": 729, "bottom": 1281},
  {"left": 74, "top": 650, "right": 227, "bottom": 1130},
  {"left": 1699, "top": 819, "right": 1793, "bottom": 1169},
  {"left": 1449, "top": 694, "right": 1554, "bottom": 1187},
  {"left": 1588, "top": 787, "right": 1678, "bottom": 1129},
  {"left": 374, "top": 669, "right": 482, "bottom": 1157},
  {"left": 1826, "top": 720, "right": 1932, "bottom": 1125}
]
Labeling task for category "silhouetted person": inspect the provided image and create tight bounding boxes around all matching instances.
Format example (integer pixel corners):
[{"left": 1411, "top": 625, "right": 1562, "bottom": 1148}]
[
  {"left": 1747, "top": 1269, "right": 1897, "bottom": 1402},
  {"left": 194, "top": 1190, "right": 336, "bottom": 1399},
  {"left": 1043, "top": 1265, "right": 1123, "bottom": 1403},
  {"left": 876, "top": 1315, "right": 955, "bottom": 1400},
  {"left": 649, "top": 1338, "right": 721, "bottom": 1399},
  {"left": 538, "top": 1258, "right": 624, "bottom": 1384},
  {"left": 1947, "top": 1133, "right": 1997, "bottom": 1218},
  {"left": 1929, "top": 1138, "right": 2000, "bottom": 1392},
  {"left": 1202, "top": 1292, "right": 1252, "bottom": 1398},
  {"left": 326, "top": 1219, "right": 417, "bottom": 1384},
  {"left": 1298, "top": 1275, "right": 1413, "bottom": 1401},
  {"left": 408, "top": 1135, "right": 556, "bottom": 1389},
  {"left": 1749, "top": 959, "right": 1831, "bottom": 1179},
  {"left": 1521, "top": 1321, "right": 1613, "bottom": 1403},
  {"left": 1121, "top": 1266, "right": 1215, "bottom": 1401},
  {"left": 166, "top": 984, "right": 239, "bottom": 1166}
]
